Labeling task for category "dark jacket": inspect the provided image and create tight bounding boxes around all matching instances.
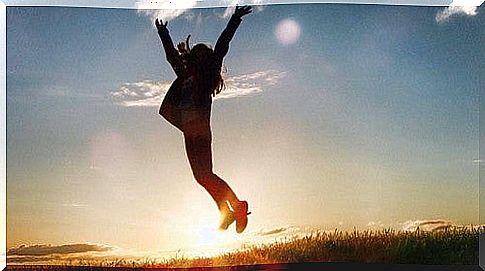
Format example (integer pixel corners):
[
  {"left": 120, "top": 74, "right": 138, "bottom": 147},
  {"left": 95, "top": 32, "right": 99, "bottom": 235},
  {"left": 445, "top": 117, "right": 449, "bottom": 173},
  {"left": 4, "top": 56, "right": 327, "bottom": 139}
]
[{"left": 158, "top": 15, "right": 242, "bottom": 110}]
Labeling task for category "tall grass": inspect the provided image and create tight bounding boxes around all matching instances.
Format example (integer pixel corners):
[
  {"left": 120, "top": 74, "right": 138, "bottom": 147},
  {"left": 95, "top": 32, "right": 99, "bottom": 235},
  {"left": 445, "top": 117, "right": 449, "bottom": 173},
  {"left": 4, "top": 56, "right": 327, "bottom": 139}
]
[
  {"left": 181, "top": 227, "right": 481, "bottom": 267},
  {"left": 8, "top": 226, "right": 483, "bottom": 269}
]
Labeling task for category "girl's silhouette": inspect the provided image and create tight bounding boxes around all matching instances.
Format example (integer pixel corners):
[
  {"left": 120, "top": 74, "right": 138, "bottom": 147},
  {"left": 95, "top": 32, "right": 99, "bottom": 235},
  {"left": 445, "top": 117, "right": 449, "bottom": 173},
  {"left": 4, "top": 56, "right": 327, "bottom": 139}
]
[{"left": 156, "top": 5, "right": 252, "bottom": 233}]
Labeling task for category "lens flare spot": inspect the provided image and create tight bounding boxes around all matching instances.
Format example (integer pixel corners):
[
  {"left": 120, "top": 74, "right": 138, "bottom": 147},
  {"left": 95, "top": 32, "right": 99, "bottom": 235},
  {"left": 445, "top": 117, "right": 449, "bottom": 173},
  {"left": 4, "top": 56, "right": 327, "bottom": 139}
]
[{"left": 274, "top": 18, "right": 301, "bottom": 46}]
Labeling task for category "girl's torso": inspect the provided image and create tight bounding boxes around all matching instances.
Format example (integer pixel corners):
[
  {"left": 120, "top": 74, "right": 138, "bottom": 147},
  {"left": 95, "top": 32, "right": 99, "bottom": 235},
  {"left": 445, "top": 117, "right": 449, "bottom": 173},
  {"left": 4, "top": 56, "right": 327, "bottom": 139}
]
[{"left": 175, "top": 65, "right": 219, "bottom": 111}]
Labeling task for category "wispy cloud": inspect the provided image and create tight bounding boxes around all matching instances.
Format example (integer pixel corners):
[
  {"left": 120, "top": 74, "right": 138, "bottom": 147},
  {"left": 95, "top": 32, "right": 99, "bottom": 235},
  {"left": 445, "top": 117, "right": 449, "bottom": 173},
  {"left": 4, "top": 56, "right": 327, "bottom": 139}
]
[
  {"left": 251, "top": 225, "right": 322, "bottom": 240},
  {"left": 136, "top": 0, "right": 198, "bottom": 22},
  {"left": 221, "top": 1, "right": 265, "bottom": 19},
  {"left": 220, "top": 0, "right": 238, "bottom": 18},
  {"left": 62, "top": 203, "right": 88, "bottom": 208},
  {"left": 400, "top": 219, "right": 485, "bottom": 232},
  {"left": 401, "top": 219, "right": 452, "bottom": 232},
  {"left": 435, "top": 0, "right": 482, "bottom": 24},
  {"left": 111, "top": 80, "right": 172, "bottom": 107},
  {"left": 255, "top": 227, "right": 291, "bottom": 236},
  {"left": 8, "top": 243, "right": 111, "bottom": 257},
  {"left": 367, "top": 221, "right": 386, "bottom": 229},
  {"left": 110, "top": 70, "right": 286, "bottom": 107},
  {"left": 136, "top": 0, "right": 264, "bottom": 24},
  {"left": 219, "top": 0, "right": 266, "bottom": 19},
  {"left": 6, "top": 243, "right": 160, "bottom": 265},
  {"left": 6, "top": 243, "right": 179, "bottom": 265},
  {"left": 217, "top": 70, "right": 285, "bottom": 99}
]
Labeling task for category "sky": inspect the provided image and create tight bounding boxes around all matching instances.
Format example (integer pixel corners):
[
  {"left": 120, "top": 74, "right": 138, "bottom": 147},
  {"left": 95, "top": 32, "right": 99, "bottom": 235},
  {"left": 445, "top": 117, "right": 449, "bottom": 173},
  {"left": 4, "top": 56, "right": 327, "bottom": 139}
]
[{"left": 5, "top": 2, "right": 482, "bottom": 264}]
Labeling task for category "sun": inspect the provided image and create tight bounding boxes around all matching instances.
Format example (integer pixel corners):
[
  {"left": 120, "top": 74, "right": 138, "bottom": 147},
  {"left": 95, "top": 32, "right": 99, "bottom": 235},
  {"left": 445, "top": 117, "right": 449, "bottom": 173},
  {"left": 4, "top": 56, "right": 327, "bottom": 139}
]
[
  {"left": 195, "top": 226, "right": 219, "bottom": 247},
  {"left": 164, "top": 191, "right": 247, "bottom": 256},
  {"left": 187, "top": 218, "right": 245, "bottom": 256}
]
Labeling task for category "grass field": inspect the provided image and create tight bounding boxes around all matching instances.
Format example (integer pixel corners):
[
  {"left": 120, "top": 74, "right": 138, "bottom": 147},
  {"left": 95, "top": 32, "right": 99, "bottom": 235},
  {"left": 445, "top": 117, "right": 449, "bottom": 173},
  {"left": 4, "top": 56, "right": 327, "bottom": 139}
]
[{"left": 8, "top": 227, "right": 483, "bottom": 269}]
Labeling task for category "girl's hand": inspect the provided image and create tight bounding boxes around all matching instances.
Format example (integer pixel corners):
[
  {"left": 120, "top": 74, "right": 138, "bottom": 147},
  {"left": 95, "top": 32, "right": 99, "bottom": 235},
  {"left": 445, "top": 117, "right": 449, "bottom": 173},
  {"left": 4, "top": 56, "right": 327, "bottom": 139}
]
[
  {"left": 155, "top": 18, "right": 168, "bottom": 33},
  {"left": 177, "top": 35, "right": 192, "bottom": 54},
  {"left": 234, "top": 5, "right": 252, "bottom": 18},
  {"left": 177, "top": 42, "right": 186, "bottom": 53}
]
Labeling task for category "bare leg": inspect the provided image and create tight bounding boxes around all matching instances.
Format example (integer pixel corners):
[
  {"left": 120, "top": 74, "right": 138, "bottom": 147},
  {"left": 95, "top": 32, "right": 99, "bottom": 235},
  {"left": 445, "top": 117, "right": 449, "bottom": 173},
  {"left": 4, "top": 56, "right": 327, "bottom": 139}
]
[
  {"left": 181, "top": 110, "right": 248, "bottom": 232},
  {"left": 183, "top": 131, "right": 240, "bottom": 210}
]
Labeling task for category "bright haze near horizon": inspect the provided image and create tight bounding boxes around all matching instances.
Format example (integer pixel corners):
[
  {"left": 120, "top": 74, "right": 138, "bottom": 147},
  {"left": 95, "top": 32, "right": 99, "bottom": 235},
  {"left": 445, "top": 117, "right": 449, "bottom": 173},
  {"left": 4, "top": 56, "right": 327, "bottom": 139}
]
[{"left": 6, "top": 2, "right": 481, "bottom": 261}]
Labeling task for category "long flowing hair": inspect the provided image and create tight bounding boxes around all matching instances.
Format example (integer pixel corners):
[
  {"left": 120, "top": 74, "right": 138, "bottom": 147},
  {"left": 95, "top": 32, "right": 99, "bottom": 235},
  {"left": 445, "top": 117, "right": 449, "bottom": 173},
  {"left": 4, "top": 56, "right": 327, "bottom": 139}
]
[{"left": 180, "top": 40, "right": 225, "bottom": 97}]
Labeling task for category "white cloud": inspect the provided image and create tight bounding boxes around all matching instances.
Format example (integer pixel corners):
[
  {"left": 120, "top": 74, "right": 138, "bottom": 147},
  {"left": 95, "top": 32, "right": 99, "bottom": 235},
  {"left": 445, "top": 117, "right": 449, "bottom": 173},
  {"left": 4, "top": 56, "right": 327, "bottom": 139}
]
[
  {"left": 401, "top": 219, "right": 452, "bottom": 232},
  {"left": 473, "top": 159, "right": 483, "bottom": 164},
  {"left": 367, "top": 221, "right": 386, "bottom": 229},
  {"left": 110, "top": 80, "right": 171, "bottom": 107},
  {"left": 221, "top": 0, "right": 265, "bottom": 19},
  {"left": 136, "top": 0, "right": 264, "bottom": 24},
  {"left": 221, "top": 1, "right": 238, "bottom": 18},
  {"left": 136, "top": 0, "right": 198, "bottom": 23},
  {"left": 400, "top": 219, "right": 485, "bottom": 232},
  {"left": 254, "top": 226, "right": 294, "bottom": 236},
  {"left": 8, "top": 243, "right": 112, "bottom": 257},
  {"left": 217, "top": 70, "right": 286, "bottom": 99},
  {"left": 110, "top": 70, "right": 286, "bottom": 107},
  {"left": 435, "top": 0, "right": 482, "bottom": 24},
  {"left": 247, "top": 225, "right": 325, "bottom": 246},
  {"left": 5, "top": 243, "right": 145, "bottom": 265},
  {"left": 62, "top": 203, "right": 88, "bottom": 208}
]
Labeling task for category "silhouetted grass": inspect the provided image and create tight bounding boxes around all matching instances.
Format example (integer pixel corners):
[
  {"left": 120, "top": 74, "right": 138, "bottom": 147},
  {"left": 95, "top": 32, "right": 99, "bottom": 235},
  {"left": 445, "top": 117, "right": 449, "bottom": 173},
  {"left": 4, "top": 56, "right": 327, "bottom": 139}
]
[{"left": 8, "top": 226, "right": 482, "bottom": 269}]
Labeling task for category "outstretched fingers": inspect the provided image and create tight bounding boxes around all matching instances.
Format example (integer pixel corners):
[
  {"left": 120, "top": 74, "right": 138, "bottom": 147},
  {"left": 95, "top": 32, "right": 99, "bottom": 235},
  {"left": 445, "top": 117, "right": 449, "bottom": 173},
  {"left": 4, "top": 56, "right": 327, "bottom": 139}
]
[
  {"left": 155, "top": 18, "right": 168, "bottom": 31},
  {"left": 234, "top": 5, "right": 252, "bottom": 18},
  {"left": 177, "top": 42, "right": 186, "bottom": 52}
]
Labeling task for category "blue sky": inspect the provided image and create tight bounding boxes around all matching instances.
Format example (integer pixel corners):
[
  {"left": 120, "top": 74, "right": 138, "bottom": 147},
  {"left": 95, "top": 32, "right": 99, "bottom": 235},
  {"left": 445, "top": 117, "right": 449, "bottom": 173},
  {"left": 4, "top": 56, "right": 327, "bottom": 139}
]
[{"left": 5, "top": 2, "right": 482, "bottom": 262}]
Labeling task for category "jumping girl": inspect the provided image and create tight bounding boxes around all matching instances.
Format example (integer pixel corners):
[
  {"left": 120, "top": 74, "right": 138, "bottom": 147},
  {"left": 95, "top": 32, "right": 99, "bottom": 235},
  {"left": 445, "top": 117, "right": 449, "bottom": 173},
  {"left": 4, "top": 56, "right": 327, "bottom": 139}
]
[{"left": 156, "top": 5, "right": 252, "bottom": 233}]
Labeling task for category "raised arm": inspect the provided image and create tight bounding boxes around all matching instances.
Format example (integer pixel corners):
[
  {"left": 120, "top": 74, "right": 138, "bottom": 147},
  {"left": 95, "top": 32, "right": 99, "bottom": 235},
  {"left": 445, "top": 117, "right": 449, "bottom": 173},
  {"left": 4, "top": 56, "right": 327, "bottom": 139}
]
[
  {"left": 155, "top": 18, "right": 185, "bottom": 77},
  {"left": 214, "top": 5, "right": 252, "bottom": 63}
]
